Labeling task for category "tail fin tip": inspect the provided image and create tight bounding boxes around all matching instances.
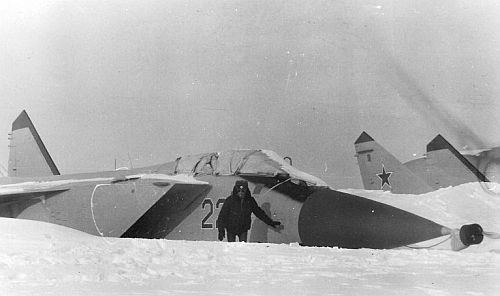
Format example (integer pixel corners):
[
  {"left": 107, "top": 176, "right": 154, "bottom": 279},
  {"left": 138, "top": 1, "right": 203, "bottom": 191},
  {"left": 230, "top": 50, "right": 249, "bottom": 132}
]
[
  {"left": 8, "top": 110, "right": 60, "bottom": 177},
  {"left": 12, "top": 110, "right": 31, "bottom": 131},
  {"left": 355, "top": 132, "right": 374, "bottom": 145},
  {"left": 427, "top": 134, "right": 452, "bottom": 152}
]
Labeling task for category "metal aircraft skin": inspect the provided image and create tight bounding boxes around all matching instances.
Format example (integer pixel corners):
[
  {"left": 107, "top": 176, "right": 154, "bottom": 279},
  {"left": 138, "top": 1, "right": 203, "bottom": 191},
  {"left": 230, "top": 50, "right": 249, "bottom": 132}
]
[
  {"left": 354, "top": 131, "right": 500, "bottom": 194},
  {"left": 0, "top": 111, "right": 485, "bottom": 250}
]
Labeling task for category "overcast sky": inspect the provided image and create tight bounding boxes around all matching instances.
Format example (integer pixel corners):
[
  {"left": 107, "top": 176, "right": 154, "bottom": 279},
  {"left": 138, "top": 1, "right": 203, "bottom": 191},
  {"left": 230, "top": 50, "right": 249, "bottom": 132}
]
[{"left": 1, "top": 0, "right": 499, "bottom": 188}]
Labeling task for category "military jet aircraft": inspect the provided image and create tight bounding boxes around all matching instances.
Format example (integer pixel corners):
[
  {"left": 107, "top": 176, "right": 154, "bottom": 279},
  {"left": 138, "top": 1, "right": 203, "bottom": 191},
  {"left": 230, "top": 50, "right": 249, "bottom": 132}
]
[
  {"left": 354, "top": 131, "right": 500, "bottom": 194},
  {"left": 0, "top": 111, "right": 486, "bottom": 250}
]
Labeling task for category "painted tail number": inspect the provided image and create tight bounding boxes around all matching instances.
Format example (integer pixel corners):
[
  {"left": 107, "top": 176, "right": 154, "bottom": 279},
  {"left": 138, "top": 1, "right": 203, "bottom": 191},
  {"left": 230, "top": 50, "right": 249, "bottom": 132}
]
[{"left": 201, "top": 198, "right": 225, "bottom": 229}]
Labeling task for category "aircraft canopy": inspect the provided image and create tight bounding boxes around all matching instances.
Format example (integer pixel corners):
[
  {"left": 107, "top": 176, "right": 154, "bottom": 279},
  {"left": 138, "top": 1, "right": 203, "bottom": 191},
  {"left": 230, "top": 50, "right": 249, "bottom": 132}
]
[{"left": 172, "top": 149, "right": 329, "bottom": 188}]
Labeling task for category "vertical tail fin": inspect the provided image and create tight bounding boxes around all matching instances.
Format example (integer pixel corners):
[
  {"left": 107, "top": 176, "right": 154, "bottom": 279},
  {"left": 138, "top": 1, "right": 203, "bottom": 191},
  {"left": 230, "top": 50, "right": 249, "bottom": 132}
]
[
  {"left": 423, "top": 135, "right": 489, "bottom": 188},
  {"left": 354, "top": 132, "right": 433, "bottom": 194},
  {"left": 8, "top": 110, "right": 60, "bottom": 177}
]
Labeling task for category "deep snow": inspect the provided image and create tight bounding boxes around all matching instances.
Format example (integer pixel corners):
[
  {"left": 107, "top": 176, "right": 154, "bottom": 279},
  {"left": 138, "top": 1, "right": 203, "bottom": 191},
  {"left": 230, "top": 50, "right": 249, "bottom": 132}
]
[{"left": 1, "top": 182, "right": 500, "bottom": 295}]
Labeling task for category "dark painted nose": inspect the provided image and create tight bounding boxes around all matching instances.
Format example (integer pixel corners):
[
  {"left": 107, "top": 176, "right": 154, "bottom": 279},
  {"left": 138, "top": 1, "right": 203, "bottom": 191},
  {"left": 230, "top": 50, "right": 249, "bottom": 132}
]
[{"left": 298, "top": 189, "right": 447, "bottom": 249}]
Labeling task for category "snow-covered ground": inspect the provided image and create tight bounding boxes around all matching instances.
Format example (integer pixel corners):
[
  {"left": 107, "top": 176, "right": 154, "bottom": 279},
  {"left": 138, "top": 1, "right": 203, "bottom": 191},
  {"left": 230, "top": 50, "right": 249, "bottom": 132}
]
[{"left": 1, "top": 183, "right": 500, "bottom": 295}]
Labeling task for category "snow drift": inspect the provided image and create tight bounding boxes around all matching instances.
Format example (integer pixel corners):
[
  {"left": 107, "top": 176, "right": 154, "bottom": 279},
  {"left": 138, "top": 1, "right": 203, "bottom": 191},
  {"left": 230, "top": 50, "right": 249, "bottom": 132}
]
[{"left": 1, "top": 182, "right": 499, "bottom": 295}]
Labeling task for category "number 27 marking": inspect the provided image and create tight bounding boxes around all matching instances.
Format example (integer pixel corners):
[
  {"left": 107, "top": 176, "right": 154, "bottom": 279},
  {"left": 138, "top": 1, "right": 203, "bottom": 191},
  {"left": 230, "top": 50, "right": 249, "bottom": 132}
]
[{"left": 201, "top": 198, "right": 225, "bottom": 229}]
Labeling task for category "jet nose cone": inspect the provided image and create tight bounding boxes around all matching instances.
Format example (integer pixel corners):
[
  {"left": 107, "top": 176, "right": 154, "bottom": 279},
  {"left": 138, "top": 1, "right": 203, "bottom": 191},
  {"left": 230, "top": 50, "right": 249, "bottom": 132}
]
[{"left": 298, "top": 189, "right": 446, "bottom": 249}]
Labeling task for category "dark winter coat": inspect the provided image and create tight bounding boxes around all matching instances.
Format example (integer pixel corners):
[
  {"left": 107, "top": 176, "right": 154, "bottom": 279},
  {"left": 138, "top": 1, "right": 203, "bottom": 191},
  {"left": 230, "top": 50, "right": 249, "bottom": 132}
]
[{"left": 217, "top": 191, "right": 274, "bottom": 235}]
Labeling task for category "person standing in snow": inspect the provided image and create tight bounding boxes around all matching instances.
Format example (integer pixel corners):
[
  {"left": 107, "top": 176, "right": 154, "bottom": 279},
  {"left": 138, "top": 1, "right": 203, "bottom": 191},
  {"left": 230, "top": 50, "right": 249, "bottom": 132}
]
[{"left": 217, "top": 180, "right": 281, "bottom": 242}]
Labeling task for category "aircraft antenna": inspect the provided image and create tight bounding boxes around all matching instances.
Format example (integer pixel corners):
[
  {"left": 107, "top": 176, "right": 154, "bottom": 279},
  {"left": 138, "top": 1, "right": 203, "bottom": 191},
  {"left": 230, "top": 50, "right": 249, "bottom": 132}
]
[
  {"left": 261, "top": 177, "right": 292, "bottom": 198},
  {"left": 128, "top": 153, "right": 134, "bottom": 169}
]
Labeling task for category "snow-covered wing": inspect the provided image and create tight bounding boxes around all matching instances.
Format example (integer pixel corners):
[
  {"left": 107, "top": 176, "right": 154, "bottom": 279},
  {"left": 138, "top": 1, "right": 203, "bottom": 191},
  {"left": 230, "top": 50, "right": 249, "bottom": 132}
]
[{"left": 0, "top": 173, "right": 207, "bottom": 202}]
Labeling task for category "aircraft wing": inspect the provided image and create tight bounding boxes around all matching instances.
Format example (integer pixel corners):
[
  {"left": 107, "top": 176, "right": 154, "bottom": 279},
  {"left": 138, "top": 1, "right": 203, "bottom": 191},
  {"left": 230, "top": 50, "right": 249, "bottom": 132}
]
[
  {"left": 0, "top": 173, "right": 208, "bottom": 206},
  {"left": 0, "top": 187, "right": 69, "bottom": 205}
]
